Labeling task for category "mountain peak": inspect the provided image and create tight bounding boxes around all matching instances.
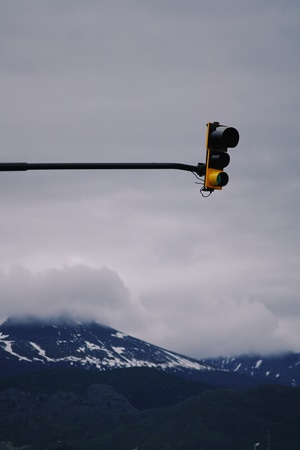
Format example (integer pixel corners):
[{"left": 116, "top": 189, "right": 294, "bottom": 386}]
[{"left": 0, "top": 316, "right": 213, "bottom": 380}]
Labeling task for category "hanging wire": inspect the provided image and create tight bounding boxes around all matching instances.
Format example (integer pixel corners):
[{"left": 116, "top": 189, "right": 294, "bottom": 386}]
[
  {"left": 200, "top": 186, "right": 213, "bottom": 197},
  {"left": 192, "top": 171, "right": 203, "bottom": 182},
  {"left": 192, "top": 171, "right": 213, "bottom": 197}
]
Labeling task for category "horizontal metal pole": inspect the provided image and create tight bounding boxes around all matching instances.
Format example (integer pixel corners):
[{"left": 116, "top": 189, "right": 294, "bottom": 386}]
[{"left": 0, "top": 162, "right": 206, "bottom": 176}]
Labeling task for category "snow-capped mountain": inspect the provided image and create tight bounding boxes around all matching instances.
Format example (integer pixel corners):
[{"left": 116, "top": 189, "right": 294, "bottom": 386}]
[
  {"left": 204, "top": 353, "right": 300, "bottom": 387},
  {"left": 1, "top": 317, "right": 300, "bottom": 388},
  {"left": 0, "top": 317, "right": 215, "bottom": 380}
]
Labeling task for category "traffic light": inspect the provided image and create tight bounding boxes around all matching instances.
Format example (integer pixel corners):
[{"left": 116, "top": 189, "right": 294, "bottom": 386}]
[{"left": 204, "top": 122, "right": 239, "bottom": 191}]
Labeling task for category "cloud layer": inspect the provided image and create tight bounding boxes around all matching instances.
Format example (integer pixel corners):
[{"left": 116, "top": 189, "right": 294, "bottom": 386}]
[{"left": 0, "top": 264, "right": 297, "bottom": 358}]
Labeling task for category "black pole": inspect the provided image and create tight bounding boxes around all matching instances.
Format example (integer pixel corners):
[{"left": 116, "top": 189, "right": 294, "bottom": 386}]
[{"left": 0, "top": 162, "right": 205, "bottom": 176}]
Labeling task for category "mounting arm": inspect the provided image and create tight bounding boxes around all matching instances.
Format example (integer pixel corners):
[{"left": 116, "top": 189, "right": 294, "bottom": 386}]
[{"left": 0, "top": 162, "right": 206, "bottom": 176}]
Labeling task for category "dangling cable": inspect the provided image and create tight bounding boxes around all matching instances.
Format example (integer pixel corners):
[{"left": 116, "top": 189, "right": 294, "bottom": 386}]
[
  {"left": 200, "top": 186, "right": 213, "bottom": 197},
  {"left": 192, "top": 171, "right": 203, "bottom": 182},
  {"left": 192, "top": 171, "right": 213, "bottom": 197}
]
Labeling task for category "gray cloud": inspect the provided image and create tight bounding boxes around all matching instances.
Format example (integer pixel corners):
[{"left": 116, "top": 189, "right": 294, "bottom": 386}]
[
  {"left": 0, "top": 0, "right": 299, "bottom": 358},
  {"left": 0, "top": 265, "right": 131, "bottom": 324},
  {"left": 0, "top": 263, "right": 295, "bottom": 359}
]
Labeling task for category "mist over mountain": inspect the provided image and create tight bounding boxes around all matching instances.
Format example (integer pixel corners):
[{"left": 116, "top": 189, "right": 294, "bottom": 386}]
[{"left": 1, "top": 316, "right": 300, "bottom": 388}]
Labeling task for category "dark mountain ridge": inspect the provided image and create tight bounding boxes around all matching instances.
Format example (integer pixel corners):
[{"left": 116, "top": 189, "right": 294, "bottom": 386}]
[
  {"left": 1, "top": 376, "right": 299, "bottom": 450},
  {"left": 0, "top": 366, "right": 215, "bottom": 410}
]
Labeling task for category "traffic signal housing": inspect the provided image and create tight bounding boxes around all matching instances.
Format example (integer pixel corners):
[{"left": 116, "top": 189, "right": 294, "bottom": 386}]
[{"left": 204, "top": 122, "right": 239, "bottom": 191}]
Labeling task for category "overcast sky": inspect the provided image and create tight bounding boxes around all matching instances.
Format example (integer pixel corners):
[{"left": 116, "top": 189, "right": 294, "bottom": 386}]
[{"left": 0, "top": 0, "right": 299, "bottom": 358}]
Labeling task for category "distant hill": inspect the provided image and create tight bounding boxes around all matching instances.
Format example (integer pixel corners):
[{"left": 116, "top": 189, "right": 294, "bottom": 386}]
[
  {"left": 0, "top": 366, "right": 215, "bottom": 410},
  {"left": 204, "top": 353, "right": 300, "bottom": 386},
  {"left": 0, "top": 373, "right": 299, "bottom": 450}
]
